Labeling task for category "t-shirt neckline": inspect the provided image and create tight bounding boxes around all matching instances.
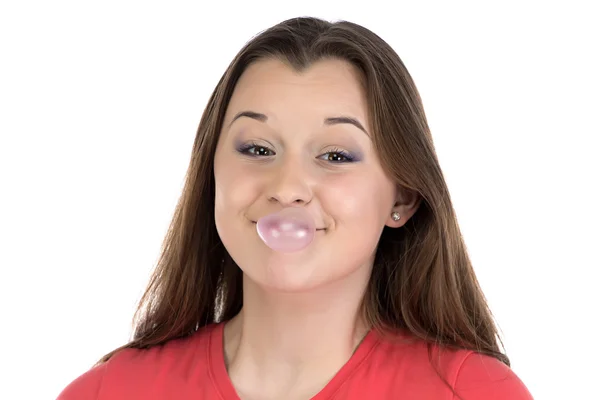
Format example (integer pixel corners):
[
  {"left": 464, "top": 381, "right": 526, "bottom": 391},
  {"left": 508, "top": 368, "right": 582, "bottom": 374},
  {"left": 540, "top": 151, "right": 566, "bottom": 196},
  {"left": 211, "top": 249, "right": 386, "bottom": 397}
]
[{"left": 207, "top": 322, "right": 380, "bottom": 400}]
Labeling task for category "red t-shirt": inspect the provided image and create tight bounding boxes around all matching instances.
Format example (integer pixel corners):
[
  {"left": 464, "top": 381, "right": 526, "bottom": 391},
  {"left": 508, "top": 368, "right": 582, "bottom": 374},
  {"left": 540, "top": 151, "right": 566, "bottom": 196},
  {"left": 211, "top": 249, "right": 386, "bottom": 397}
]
[{"left": 57, "top": 323, "right": 532, "bottom": 399}]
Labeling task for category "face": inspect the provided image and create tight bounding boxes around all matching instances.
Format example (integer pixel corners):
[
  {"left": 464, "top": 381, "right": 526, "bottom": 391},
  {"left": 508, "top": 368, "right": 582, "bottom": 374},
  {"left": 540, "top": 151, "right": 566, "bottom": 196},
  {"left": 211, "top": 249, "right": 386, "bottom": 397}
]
[{"left": 213, "top": 58, "right": 403, "bottom": 292}]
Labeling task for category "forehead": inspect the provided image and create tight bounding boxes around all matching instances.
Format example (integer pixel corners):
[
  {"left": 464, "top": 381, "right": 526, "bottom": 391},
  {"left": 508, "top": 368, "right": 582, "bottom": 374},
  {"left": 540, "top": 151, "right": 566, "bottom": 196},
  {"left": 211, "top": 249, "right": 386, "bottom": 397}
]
[{"left": 226, "top": 58, "right": 369, "bottom": 126}]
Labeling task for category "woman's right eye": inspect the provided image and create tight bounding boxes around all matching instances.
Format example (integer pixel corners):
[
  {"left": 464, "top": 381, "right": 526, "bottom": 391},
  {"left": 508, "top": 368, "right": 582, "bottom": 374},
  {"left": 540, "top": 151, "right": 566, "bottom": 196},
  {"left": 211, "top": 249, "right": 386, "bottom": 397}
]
[{"left": 238, "top": 144, "right": 275, "bottom": 156}]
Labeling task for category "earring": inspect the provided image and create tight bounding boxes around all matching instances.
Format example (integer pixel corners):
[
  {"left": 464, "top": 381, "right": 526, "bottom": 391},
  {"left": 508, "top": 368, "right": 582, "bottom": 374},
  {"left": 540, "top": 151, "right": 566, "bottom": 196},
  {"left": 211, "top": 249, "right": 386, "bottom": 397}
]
[{"left": 391, "top": 211, "right": 401, "bottom": 221}]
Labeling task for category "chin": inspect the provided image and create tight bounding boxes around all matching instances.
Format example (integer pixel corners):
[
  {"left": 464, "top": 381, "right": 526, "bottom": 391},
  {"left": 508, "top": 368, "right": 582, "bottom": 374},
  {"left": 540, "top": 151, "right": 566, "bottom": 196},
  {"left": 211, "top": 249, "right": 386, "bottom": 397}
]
[
  {"left": 249, "top": 273, "right": 326, "bottom": 294},
  {"left": 242, "top": 251, "right": 360, "bottom": 294},
  {"left": 246, "top": 253, "right": 322, "bottom": 292},
  {"left": 221, "top": 227, "right": 368, "bottom": 294}
]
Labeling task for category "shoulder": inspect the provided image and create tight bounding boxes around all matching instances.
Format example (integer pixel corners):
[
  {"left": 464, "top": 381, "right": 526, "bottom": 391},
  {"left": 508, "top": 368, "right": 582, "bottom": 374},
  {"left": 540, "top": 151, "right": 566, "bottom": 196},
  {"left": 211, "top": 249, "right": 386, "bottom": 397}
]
[
  {"left": 57, "top": 362, "right": 108, "bottom": 400},
  {"left": 369, "top": 331, "right": 532, "bottom": 399},
  {"left": 453, "top": 352, "right": 533, "bottom": 400},
  {"left": 56, "top": 324, "right": 217, "bottom": 400}
]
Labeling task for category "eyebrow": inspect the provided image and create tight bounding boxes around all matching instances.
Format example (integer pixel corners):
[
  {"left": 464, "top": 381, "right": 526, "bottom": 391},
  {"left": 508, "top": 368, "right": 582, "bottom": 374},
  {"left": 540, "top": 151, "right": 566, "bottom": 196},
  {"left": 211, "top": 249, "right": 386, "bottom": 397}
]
[{"left": 229, "top": 110, "right": 368, "bottom": 135}]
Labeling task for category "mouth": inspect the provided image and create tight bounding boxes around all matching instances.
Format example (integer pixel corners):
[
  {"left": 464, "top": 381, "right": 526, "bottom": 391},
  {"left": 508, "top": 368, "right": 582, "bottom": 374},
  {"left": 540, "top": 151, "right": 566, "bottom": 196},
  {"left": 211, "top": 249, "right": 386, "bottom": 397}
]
[{"left": 251, "top": 221, "right": 327, "bottom": 231}]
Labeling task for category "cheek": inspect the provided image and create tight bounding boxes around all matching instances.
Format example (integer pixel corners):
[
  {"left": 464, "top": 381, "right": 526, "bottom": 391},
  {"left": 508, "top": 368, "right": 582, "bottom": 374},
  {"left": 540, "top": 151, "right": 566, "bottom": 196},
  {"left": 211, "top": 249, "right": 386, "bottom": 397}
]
[
  {"left": 214, "top": 160, "right": 258, "bottom": 212},
  {"left": 214, "top": 160, "right": 260, "bottom": 251},
  {"left": 320, "top": 172, "right": 394, "bottom": 268},
  {"left": 322, "top": 171, "right": 394, "bottom": 222}
]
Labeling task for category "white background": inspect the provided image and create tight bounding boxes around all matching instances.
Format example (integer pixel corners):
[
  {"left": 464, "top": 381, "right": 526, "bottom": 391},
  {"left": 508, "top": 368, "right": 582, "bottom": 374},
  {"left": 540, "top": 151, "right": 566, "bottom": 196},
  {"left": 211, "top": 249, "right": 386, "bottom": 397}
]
[{"left": 1, "top": 1, "right": 598, "bottom": 399}]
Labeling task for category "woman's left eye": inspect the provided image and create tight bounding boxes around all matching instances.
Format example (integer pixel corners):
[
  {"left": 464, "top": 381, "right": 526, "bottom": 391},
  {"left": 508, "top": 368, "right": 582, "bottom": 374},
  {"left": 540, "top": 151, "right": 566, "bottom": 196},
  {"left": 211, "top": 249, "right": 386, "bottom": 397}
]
[{"left": 318, "top": 150, "right": 354, "bottom": 163}]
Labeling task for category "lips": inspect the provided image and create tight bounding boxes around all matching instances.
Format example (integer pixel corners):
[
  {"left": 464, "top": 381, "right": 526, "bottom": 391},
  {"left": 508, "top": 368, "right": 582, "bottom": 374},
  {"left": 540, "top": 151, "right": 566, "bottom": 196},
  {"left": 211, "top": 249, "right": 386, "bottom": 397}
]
[{"left": 251, "top": 221, "right": 326, "bottom": 231}]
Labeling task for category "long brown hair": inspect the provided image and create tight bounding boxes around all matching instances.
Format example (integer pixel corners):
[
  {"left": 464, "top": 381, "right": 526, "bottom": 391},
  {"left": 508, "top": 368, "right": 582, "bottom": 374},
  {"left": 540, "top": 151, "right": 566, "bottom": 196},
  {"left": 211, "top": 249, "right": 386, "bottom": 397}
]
[{"left": 98, "top": 17, "right": 508, "bottom": 369}]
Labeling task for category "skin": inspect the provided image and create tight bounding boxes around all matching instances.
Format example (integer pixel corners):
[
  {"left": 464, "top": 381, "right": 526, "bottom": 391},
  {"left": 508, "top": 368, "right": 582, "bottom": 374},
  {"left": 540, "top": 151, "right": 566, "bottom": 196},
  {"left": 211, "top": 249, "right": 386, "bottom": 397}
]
[{"left": 213, "top": 58, "right": 420, "bottom": 400}]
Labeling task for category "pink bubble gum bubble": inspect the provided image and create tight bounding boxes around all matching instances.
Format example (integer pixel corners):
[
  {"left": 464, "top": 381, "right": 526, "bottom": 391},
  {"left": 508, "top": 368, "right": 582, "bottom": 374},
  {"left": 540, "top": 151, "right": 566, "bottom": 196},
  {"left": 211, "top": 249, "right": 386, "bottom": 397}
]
[{"left": 256, "top": 207, "right": 316, "bottom": 253}]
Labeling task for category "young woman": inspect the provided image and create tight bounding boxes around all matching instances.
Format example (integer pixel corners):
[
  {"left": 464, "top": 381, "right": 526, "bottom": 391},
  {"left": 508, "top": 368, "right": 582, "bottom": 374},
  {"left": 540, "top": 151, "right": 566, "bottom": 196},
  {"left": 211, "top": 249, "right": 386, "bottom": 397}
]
[{"left": 58, "top": 17, "right": 532, "bottom": 400}]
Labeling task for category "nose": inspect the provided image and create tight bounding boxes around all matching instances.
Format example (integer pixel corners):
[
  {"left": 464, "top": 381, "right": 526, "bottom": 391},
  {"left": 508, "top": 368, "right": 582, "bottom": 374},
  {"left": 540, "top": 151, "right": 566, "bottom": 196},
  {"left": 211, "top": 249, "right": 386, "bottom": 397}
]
[{"left": 266, "top": 158, "right": 313, "bottom": 206}]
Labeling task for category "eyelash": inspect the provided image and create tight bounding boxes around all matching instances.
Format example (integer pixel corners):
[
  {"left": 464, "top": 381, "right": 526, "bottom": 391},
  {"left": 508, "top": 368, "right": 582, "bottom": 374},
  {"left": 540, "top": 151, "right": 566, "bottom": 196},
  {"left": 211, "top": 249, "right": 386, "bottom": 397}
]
[{"left": 237, "top": 142, "right": 356, "bottom": 163}]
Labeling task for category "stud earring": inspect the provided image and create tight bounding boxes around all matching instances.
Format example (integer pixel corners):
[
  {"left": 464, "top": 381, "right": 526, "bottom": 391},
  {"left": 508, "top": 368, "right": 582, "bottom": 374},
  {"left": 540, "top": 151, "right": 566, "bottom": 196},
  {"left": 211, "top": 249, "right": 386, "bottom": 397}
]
[{"left": 391, "top": 211, "right": 401, "bottom": 221}]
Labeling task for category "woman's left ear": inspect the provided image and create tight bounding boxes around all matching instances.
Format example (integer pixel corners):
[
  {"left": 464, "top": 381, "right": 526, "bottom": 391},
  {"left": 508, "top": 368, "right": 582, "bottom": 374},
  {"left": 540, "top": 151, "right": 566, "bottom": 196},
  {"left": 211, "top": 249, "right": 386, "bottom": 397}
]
[{"left": 386, "top": 186, "right": 422, "bottom": 228}]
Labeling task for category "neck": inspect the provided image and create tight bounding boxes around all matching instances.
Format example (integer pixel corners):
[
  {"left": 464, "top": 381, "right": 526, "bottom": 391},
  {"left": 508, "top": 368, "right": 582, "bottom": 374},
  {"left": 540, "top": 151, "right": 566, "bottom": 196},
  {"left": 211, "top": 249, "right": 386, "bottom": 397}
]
[{"left": 223, "top": 266, "right": 372, "bottom": 399}]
